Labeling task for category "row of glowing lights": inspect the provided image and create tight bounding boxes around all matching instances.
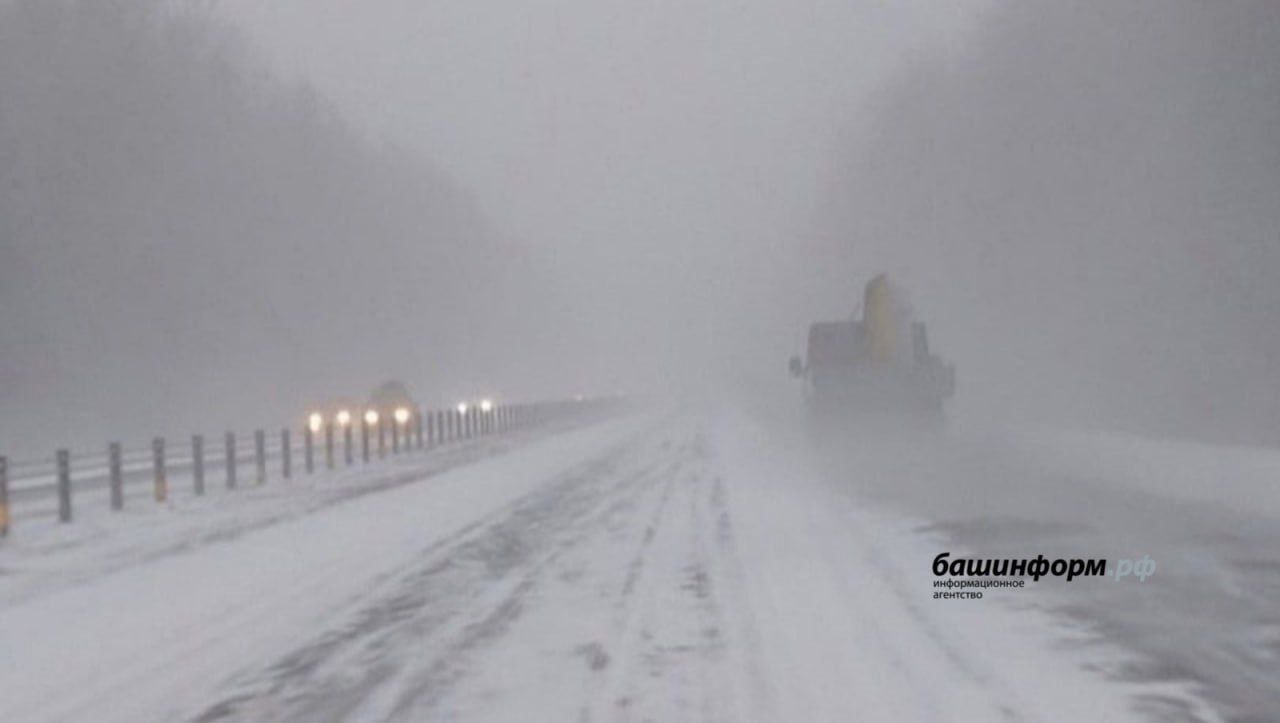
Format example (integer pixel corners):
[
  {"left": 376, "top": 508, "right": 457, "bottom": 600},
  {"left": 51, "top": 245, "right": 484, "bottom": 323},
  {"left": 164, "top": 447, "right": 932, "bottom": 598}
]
[{"left": 307, "top": 399, "right": 494, "bottom": 433}]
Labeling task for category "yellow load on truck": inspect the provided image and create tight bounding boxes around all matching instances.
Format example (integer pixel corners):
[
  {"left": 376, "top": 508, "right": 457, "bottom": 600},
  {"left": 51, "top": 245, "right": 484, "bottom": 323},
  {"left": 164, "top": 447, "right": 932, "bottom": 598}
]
[{"left": 790, "top": 274, "right": 955, "bottom": 416}]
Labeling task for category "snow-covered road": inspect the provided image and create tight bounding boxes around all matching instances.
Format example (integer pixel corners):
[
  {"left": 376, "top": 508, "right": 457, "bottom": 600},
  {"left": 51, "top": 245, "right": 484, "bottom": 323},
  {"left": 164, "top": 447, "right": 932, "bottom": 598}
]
[{"left": 0, "top": 407, "right": 1252, "bottom": 721}]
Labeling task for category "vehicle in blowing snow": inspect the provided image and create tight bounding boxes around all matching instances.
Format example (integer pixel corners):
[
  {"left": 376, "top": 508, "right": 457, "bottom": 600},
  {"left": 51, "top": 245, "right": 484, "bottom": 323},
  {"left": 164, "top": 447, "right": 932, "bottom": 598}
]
[
  {"left": 361, "top": 380, "right": 423, "bottom": 431},
  {"left": 790, "top": 274, "right": 955, "bottom": 417},
  {"left": 302, "top": 381, "right": 419, "bottom": 432}
]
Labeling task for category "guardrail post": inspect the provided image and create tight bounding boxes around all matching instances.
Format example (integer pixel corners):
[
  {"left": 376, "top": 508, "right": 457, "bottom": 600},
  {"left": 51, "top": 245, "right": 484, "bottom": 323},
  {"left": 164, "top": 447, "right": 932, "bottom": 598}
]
[
  {"left": 109, "top": 442, "right": 124, "bottom": 509},
  {"left": 153, "top": 437, "right": 168, "bottom": 503},
  {"left": 0, "top": 456, "right": 9, "bottom": 537},
  {"left": 343, "top": 423, "right": 353, "bottom": 466},
  {"left": 57, "top": 449, "right": 72, "bottom": 523},
  {"left": 192, "top": 435, "right": 205, "bottom": 495},
  {"left": 281, "top": 428, "right": 292, "bottom": 479},
  {"left": 324, "top": 423, "right": 334, "bottom": 469},
  {"left": 255, "top": 429, "right": 266, "bottom": 484},
  {"left": 304, "top": 424, "right": 314, "bottom": 474},
  {"left": 361, "top": 418, "right": 371, "bottom": 463},
  {"left": 225, "top": 432, "right": 237, "bottom": 489}
]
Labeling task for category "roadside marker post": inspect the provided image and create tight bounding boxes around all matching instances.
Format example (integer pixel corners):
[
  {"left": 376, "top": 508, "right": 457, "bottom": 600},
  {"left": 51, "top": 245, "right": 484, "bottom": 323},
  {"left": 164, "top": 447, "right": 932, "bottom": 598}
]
[
  {"left": 109, "top": 442, "right": 124, "bottom": 509},
  {"left": 343, "top": 424, "right": 353, "bottom": 466},
  {"left": 325, "top": 424, "right": 335, "bottom": 470},
  {"left": 225, "top": 432, "right": 237, "bottom": 489},
  {"left": 281, "top": 429, "right": 292, "bottom": 480},
  {"left": 152, "top": 437, "right": 168, "bottom": 503},
  {"left": 255, "top": 429, "right": 267, "bottom": 485},
  {"left": 56, "top": 449, "right": 72, "bottom": 523},
  {"left": 304, "top": 424, "right": 314, "bottom": 475},
  {"left": 192, "top": 435, "right": 205, "bottom": 495},
  {"left": 0, "top": 456, "right": 9, "bottom": 536}
]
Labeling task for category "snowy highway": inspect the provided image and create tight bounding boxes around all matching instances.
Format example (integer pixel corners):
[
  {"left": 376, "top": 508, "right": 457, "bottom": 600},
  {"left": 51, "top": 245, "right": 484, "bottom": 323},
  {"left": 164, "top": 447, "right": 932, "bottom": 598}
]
[
  {"left": 3, "top": 406, "right": 1262, "bottom": 721},
  {"left": 7, "top": 2, "right": 1280, "bottom": 722}
]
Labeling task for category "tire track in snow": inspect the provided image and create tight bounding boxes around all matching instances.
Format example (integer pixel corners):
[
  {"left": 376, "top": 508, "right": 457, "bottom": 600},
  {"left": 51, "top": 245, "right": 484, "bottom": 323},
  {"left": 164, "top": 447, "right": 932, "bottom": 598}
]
[
  {"left": 577, "top": 432, "right": 755, "bottom": 723},
  {"left": 192, "top": 426, "right": 686, "bottom": 722},
  {"left": 706, "top": 472, "right": 778, "bottom": 722}
]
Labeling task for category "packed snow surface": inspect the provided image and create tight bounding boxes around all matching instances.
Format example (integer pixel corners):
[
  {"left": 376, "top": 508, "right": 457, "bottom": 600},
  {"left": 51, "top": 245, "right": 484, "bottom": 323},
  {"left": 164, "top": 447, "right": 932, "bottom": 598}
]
[{"left": 0, "top": 407, "right": 1257, "bottom": 721}]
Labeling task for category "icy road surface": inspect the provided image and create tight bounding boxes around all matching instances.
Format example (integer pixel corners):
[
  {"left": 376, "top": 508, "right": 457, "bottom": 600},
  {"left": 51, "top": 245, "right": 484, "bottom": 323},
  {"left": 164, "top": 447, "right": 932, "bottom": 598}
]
[{"left": 0, "top": 409, "right": 1238, "bottom": 721}]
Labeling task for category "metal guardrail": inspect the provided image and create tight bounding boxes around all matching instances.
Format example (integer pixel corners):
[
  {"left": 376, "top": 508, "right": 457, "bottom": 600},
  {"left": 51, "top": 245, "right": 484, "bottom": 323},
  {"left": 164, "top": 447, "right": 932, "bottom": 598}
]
[{"left": 0, "top": 397, "right": 622, "bottom": 536}]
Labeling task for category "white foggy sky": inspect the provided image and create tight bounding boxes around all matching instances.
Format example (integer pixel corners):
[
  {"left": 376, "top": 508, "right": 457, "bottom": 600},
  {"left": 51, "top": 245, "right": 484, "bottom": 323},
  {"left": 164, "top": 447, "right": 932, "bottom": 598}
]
[
  {"left": 215, "top": 0, "right": 984, "bottom": 396},
  {"left": 219, "top": 0, "right": 978, "bottom": 251}
]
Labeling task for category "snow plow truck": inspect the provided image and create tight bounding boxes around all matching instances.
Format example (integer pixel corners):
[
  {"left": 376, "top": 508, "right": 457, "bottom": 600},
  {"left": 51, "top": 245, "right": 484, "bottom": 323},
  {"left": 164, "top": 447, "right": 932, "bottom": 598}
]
[{"left": 790, "top": 274, "right": 955, "bottom": 417}]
